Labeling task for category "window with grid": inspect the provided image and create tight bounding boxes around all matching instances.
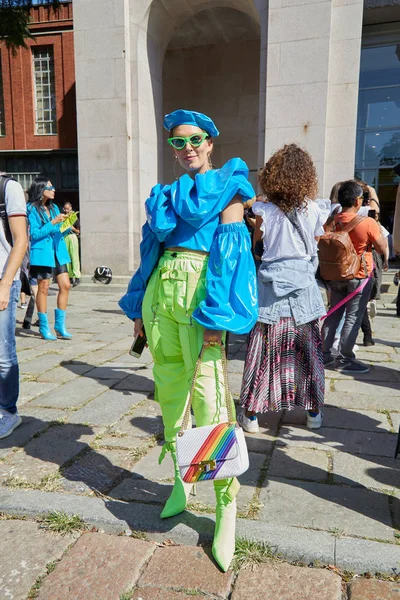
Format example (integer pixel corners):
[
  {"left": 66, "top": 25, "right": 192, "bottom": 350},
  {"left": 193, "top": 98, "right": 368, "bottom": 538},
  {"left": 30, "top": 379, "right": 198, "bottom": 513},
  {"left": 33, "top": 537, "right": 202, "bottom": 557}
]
[
  {"left": 32, "top": 46, "right": 57, "bottom": 135},
  {"left": 0, "top": 52, "right": 5, "bottom": 137}
]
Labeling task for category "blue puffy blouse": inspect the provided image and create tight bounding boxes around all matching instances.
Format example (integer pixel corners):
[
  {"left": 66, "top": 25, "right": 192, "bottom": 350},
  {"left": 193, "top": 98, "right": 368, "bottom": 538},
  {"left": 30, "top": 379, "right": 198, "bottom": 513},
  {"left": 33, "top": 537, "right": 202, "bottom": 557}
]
[{"left": 119, "top": 158, "right": 258, "bottom": 334}]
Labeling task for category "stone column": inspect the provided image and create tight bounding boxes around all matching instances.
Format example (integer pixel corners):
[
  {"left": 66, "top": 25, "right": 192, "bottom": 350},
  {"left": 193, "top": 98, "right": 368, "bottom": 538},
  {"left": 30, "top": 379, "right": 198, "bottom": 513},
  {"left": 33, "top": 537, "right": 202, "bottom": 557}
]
[
  {"left": 263, "top": 0, "right": 364, "bottom": 196},
  {"left": 73, "top": 0, "right": 136, "bottom": 275}
]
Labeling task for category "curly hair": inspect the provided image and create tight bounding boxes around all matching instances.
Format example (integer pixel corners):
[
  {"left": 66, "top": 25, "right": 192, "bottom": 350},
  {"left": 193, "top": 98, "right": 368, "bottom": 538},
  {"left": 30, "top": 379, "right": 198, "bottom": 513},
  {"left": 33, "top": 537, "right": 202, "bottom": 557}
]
[{"left": 258, "top": 144, "right": 318, "bottom": 213}]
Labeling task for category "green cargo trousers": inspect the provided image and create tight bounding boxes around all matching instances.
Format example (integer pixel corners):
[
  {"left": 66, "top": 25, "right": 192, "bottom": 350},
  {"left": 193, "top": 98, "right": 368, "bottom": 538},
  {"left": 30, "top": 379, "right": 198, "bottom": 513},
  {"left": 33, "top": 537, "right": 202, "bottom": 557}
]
[{"left": 142, "top": 250, "right": 234, "bottom": 442}]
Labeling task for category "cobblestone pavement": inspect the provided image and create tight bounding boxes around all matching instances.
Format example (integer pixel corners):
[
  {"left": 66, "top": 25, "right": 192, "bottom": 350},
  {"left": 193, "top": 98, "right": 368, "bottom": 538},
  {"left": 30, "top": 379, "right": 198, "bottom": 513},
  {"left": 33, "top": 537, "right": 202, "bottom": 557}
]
[{"left": 0, "top": 279, "right": 399, "bottom": 598}]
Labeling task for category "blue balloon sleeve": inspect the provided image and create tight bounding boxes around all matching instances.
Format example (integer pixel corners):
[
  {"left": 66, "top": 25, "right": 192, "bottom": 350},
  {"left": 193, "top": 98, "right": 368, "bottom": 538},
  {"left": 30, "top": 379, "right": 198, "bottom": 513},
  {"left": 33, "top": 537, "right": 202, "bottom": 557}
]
[{"left": 192, "top": 222, "right": 258, "bottom": 334}]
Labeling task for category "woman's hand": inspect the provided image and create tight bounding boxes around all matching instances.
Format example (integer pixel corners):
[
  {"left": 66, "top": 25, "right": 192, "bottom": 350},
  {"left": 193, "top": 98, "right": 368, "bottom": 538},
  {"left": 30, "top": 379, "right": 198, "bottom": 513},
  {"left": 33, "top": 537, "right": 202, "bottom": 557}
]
[
  {"left": 204, "top": 329, "right": 222, "bottom": 345},
  {"left": 134, "top": 318, "right": 143, "bottom": 337},
  {"left": 51, "top": 214, "right": 66, "bottom": 225}
]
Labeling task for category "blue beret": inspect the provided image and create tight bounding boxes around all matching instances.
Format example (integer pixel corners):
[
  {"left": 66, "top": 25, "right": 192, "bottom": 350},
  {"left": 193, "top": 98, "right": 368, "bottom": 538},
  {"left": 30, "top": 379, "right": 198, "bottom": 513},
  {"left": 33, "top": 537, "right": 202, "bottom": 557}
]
[{"left": 163, "top": 109, "right": 219, "bottom": 137}]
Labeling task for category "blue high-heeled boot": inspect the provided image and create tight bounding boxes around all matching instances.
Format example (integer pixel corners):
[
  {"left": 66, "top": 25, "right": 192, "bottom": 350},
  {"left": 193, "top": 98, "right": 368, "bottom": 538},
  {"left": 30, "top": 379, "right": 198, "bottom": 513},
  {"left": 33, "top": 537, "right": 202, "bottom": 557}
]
[
  {"left": 37, "top": 312, "right": 57, "bottom": 341},
  {"left": 54, "top": 308, "right": 72, "bottom": 339}
]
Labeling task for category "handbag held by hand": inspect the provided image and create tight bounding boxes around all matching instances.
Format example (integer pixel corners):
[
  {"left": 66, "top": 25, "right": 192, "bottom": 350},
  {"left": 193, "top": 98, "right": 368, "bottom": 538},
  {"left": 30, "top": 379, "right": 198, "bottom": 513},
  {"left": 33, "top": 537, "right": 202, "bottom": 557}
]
[{"left": 175, "top": 343, "right": 249, "bottom": 484}]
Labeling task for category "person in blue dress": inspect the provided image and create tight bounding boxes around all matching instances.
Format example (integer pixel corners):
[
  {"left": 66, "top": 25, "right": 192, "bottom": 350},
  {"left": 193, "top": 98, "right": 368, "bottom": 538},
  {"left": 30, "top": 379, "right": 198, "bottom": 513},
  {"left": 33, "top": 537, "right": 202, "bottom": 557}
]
[
  {"left": 120, "top": 109, "right": 258, "bottom": 571},
  {"left": 27, "top": 176, "right": 72, "bottom": 340}
]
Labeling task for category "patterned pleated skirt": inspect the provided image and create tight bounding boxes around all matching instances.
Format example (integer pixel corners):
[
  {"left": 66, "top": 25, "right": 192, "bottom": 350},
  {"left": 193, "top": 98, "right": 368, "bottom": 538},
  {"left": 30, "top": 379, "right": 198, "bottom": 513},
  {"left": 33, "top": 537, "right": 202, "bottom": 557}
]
[{"left": 239, "top": 318, "right": 325, "bottom": 413}]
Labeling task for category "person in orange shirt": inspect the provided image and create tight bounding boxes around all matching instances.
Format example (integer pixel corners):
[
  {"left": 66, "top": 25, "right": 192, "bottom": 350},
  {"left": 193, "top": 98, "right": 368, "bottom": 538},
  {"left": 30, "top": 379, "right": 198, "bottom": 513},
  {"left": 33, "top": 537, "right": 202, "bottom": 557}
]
[{"left": 322, "top": 180, "right": 387, "bottom": 374}]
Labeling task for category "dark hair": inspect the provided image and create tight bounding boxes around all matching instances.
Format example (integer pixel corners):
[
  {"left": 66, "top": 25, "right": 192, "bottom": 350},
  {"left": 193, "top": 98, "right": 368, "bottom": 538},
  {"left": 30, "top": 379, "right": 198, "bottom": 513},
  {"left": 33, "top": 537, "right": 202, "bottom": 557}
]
[
  {"left": 337, "top": 180, "right": 363, "bottom": 208},
  {"left": 258, "top": 144, "right": 318, "bottom": 213},
  {"left": 27, "top": 176, "right": 55, "bottom": 223}
]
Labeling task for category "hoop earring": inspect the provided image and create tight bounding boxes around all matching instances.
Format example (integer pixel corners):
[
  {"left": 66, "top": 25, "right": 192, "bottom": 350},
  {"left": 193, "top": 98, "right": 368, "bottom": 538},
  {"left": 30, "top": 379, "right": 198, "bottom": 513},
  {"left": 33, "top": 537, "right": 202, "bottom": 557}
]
[{"left": 174, "top": 155, "right": 182, "bottom": 180}]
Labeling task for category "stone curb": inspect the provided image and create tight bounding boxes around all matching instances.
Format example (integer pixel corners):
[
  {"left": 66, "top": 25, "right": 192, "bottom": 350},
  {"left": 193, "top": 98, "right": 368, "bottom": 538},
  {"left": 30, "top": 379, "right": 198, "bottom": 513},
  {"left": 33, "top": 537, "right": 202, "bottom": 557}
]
[{"left": 1, "top": 486, "right": 399, "bottom": 576}]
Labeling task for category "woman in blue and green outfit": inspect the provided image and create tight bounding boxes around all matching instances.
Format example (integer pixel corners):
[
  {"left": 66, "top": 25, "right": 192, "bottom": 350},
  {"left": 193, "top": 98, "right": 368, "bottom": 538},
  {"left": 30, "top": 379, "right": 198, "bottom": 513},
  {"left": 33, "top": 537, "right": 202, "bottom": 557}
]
[
  {"left": 120, "top": 109, "right": 257, "bottom": 571},
  {"left": 27, "top": 176, "right": 72, "bottom": 341}
]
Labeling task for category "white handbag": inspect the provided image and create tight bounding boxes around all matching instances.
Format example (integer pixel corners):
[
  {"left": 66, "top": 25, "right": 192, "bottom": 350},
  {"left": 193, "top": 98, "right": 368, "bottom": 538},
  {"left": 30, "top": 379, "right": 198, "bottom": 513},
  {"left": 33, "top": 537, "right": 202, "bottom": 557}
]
[{"left": 176, "top": 343, "right": 249, "bottom": 484}]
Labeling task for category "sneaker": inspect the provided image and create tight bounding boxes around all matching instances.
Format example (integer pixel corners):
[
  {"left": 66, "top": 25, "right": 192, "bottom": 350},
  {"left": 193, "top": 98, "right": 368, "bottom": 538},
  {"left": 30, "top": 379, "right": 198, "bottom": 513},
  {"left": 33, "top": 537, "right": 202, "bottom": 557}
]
[
  {"left": 363, "top": 337, "right": 375, "bottom": 347},
  {"left": 0, "top": 409, "right": 22, "bottom": 439},
  {"left": 237, "top": 410, "right": 259, "bottom": 434},
  {"left": 369, "top": 300, "right": 377, "bottom": 318},
  {"left": 337, "top": 360, "right": 370, "bottom": 374},
  {"left": 306, "top": 411, "right": 323, "bottom": 429},
  {"left": 353, "top": 344, "right": 359, "bottom": 353},
  {"left": 324, "top": 356, "right": 335, "bottom": 367}
]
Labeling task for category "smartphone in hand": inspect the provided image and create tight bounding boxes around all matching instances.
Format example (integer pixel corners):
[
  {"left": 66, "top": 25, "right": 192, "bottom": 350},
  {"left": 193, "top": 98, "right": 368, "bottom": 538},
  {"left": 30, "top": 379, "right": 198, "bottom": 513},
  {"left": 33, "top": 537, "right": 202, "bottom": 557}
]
[{"left": 129, "top": 327, "right": 147, "bottom": 358}]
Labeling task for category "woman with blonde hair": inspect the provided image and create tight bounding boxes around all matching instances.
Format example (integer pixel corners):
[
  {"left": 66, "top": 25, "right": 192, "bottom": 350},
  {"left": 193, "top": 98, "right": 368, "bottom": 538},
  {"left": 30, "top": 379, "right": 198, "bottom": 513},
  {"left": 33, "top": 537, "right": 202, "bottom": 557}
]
[{"left": 239, "top": 144, "right": 326, "bottom": 432}]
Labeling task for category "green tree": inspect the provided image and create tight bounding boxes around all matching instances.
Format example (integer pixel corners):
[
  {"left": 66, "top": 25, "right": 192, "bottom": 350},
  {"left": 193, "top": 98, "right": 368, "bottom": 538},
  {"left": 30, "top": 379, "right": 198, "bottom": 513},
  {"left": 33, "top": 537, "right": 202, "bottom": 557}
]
[{"left": 0, "top": 1, "right": 59, "bottom": 53}]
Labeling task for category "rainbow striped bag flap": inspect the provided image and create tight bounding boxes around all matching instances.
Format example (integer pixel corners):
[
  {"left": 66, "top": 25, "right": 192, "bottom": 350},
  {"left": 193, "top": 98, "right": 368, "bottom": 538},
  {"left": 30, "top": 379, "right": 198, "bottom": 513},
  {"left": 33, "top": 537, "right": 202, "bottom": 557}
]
[
  {"left": 176, "top": 421, "right": 249, "bottom": 483},
  {"left": 175, "top": 343, "right": 249, "bottom": 484}
]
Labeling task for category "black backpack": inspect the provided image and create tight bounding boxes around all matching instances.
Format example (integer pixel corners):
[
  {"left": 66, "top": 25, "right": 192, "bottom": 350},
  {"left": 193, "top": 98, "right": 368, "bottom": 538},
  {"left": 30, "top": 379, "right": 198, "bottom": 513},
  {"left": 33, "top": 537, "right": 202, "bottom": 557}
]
[
  {"left": 0, "top": 174, "right": 15, "bottom": 246},
  {"left": 0, "top": 174, "right": 31, "bottom": 294}
]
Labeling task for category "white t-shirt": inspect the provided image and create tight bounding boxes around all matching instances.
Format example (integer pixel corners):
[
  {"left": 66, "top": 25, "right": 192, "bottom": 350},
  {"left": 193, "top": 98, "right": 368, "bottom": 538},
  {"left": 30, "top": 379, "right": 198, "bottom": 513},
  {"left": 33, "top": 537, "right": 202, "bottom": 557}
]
[
  {"left": 253, "top": 200, "right": 325, "bottom": 262},
  {"left": 0, "top": 179, "right": 27, "bottom": 280}
]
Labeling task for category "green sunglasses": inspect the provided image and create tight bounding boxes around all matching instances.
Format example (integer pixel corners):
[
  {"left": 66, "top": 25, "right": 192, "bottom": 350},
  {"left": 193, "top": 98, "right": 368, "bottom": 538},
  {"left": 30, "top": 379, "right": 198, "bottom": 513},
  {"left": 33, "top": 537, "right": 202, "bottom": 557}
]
[{"left": 167, "top": 132, "right": 209, "bottom": 150}]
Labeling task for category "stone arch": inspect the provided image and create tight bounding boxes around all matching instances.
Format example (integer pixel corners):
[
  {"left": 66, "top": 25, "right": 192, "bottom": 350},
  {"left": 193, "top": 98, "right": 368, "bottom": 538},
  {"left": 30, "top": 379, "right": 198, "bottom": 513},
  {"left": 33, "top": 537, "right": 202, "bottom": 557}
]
[{"left": 132, "top": 0, "right": 268, "bottom": 223}]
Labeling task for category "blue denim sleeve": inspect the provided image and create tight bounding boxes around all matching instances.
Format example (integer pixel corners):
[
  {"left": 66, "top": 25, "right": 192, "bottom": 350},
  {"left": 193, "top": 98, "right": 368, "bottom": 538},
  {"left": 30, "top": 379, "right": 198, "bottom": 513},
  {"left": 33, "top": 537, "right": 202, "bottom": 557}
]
[
  {"left": 145, "top": 183, "right": 177, "bottom": 242},
  {"left": 192, "top": 222, "right": 258, "bottom": 334},
  {"left": 119, "top": 222, "right": 162, "bottom": 320}
]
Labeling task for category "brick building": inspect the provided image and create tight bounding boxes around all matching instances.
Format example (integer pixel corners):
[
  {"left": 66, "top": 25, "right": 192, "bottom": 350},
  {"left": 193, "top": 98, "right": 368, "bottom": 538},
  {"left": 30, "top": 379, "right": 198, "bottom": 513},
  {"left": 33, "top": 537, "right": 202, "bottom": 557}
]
[{"left": 0, "top": 1, "right": 78, "bottom": 207}]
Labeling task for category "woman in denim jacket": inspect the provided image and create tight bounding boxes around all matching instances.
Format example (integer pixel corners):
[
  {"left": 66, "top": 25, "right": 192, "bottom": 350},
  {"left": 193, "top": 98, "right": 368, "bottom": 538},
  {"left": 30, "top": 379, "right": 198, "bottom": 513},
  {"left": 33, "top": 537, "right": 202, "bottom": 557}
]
[
  {"left": 27, "top": 177, "right": 72, "bottom": 340},
  {"left": 238, "top": 144, "right": 326, "bottom": 433}
]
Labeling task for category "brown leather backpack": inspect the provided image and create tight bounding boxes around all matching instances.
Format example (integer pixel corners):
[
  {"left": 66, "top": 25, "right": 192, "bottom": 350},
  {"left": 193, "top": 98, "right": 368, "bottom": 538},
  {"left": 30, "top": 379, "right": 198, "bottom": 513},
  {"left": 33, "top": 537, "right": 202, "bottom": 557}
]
[{"left": 318, "top": 215, "right": 368, "bottom": 281}]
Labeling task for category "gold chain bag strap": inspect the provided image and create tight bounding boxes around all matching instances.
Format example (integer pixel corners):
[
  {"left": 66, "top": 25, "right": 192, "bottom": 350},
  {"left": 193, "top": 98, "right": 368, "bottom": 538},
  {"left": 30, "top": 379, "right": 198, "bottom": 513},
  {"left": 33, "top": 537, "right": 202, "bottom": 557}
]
[{"left": 175, "top": 342, "right": 249, "bottom": 484}]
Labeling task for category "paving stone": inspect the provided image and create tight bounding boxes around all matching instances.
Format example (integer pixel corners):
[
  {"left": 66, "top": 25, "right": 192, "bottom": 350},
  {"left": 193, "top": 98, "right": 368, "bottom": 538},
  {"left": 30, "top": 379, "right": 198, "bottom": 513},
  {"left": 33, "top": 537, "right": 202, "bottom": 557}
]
[
  {"left": 37, "top": 533, "right": 155, "bottom": 600},
  {"left": 60, "top": 448, "right": 138, "bottom": 494},
  {"left": 114, "top": 369, "right": 155, "bottom": 393},
  {"left": 242, "top": 428, "right": 276, "bottom": 454},
  {"left": 132, "top": 589, "right": 195, "bottom": 600},
  {"left": 69, "top": 349, "right": 127, "bottom": 368},
  {"left": 325, "top": 391, "right": 400, "bottom": 411},
  {"left": 18, "top": 381, "right": 58, "bottom": 405},
  {"left": 0, "top": 424, "right": 96, "bottom": 484},
  {"left": 355, "top": 351, "right": 393, "bottom": 362},
  {"left": 80, "top": 364, "right": 133, "bottom": 380},
  {"left": 227, "top": 359, "right": 245, "bottom": 373},
  {"left": 109, "top": 445, "right": 174, "bottom": 504},
  {"left": 19, "top": 353, "right": 67, "bottom": 375},
  {"left": 228, "top": 372, "right": 245, "bottom": 397},
  {"left": 321, "top": 406, "right": 391, "bottom": 432},
  {"left": 109, "top": 401, "right": 164, "bottom": 439},
  {"left": 232, "top": 562, "right": 342, "bottom": 600},
  {"left": 334, "top": 378, "right": 400, "bottom": 396},
  {"left": 258, "top": 477, "right": 394, "bottom": 540},
  {"left": 268, "top": 447, "right": 329, "bottom": 482},
  {"left": 332, "top": 452, "right": 400, "bottom": 489},
  {"left": 276, "top": 426, "right": 396, "bottom": 457},
  {"left": 36, "top": 365, "right": 81, "bottom": 384},
  {"left": 0, "top": 519, "right": 75, "bottom": 600},
  {"left": 390, "top": 412, "right": 400, "bottom": 432},
  {"left": 67, "top": 389, "right": 145, "bottom": 425},
  {"left": 191, "top": 451, "right": 265, "bottom": 514},
  {"left": 138, "top": 546, "right": 233, "bottom": 598},
  {"left": 29, "top": 377, "right": 119, "bottom": 408},
  {"left": 0, "top": 409, "right": 62, "bottom": 460},
  {"left": 348, "top": 578, "right": 400, "bottom": 599},
  {"left": 335, "top": 536, "right": 400, "bottom": 574}
]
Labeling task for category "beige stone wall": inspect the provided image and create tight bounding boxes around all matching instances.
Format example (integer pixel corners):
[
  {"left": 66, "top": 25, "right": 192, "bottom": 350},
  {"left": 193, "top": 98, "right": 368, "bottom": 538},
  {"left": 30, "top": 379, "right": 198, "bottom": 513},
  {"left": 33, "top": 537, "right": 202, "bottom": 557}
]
[
  {"left": 162, "top": 39, "right": 260, "bottom": 186},
  {"left": 263, "top": 0, "right": 363, "bottom": 197}
]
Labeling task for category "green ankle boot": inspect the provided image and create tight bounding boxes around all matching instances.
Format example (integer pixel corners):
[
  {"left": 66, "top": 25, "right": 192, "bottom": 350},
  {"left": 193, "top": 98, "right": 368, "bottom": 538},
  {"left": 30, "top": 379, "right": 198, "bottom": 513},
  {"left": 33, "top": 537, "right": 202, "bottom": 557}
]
[
  {"left": 159, "top": 442, "right": 194, "bottom": 519},
  {"left": 212, "top": 477, "right": 240, "bottom": 572}
]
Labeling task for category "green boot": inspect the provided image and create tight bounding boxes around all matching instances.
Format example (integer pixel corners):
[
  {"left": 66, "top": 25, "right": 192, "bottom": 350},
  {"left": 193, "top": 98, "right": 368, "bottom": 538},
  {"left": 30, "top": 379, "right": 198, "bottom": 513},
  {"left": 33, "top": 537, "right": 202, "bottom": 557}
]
[
  {"left": 212, "top": 477, "right": 240, "bottom": 572},
  {"left": 159, "top": 442, "right": 194, "bottom": 519}
]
